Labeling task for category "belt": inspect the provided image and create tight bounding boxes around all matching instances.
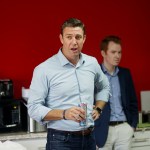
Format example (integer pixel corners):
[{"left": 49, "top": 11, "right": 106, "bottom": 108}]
[
  {"left": 48, "top": 127, "right": 94, "bottom": 136},
  {"left": 109, "top": 121, "right": 126, "bottom": 126}
]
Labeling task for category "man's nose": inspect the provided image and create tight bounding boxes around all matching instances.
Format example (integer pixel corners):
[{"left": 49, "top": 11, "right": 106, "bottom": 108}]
[
  {"left": 115, "top": 53, "right": 120, "bottom": 58},
  {"left": 72, "top": 37, "right": 77, "bottom": 44}
]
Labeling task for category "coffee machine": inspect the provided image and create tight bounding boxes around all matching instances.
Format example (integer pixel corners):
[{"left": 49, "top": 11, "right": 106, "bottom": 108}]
[
  {"left": 0, "top": 79, "right": 27, "bottom": 132},
  {"left": 0, "top": 79, "right": 13, "bottom": 99}
]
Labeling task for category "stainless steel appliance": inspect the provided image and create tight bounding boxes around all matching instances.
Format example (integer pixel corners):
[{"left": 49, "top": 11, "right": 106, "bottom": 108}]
[{"left": 27, "top": 117, "right": 46, "bottom": 133}]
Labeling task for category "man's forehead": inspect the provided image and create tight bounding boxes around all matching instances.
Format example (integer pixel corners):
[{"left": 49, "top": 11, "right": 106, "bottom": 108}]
[{"left": 63, "top": 27, "right": 83, "bottom": 34}]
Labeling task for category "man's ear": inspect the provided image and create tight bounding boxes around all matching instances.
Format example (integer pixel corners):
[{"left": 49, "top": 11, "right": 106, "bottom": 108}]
[
  {"left": 101, "top": 50, "right": 105, "bottom": 57},
  {"left": 83, "top": 35, "right": 86, "bottom": 43},
  {"left": 59, "top": 34, "right": 63, "bottom": 44}
]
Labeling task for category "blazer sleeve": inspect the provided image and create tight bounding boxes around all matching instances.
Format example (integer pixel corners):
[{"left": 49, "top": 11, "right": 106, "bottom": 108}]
[{"left": 119, "top": 68, "right": 139, "bottom": 128}]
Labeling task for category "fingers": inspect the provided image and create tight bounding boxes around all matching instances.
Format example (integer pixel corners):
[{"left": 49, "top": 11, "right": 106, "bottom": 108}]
[
  {"left": 74, "top": 114, "right": 84, "bottom": 122},
  {"left": 92, "top": 109, "right": 100, "bottom": 121},
  {"left": 65, "top": 106, "right": 86, "bottom": 122}
]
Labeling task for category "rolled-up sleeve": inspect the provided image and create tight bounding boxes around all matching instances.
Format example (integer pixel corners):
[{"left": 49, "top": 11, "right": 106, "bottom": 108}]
[
  {"left": 94, "top": 61, "right": 110, "bottom": 102},
  {"left": 27, "top": 66, "right": 51, "bottom": 125}
]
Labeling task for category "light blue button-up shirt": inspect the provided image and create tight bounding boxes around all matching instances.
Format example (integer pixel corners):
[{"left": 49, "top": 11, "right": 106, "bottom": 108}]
[
  {"left": 28, "top": 50, "right": 110, "bottom": 131},
  {"left": 101, "top": 64, "right": 127, "bottom": 122}
]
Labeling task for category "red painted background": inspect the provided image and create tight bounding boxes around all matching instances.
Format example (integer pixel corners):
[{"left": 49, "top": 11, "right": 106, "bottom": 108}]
[{"left": 0, "top": 0, "right": 150, "bottom": 110}]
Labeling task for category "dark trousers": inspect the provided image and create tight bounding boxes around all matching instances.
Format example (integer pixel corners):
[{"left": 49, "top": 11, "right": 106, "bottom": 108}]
[{"left": 46, "top": 128, "right": 96, "bottom": 150}]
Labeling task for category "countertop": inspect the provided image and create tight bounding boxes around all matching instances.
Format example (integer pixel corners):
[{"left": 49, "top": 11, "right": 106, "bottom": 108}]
[
  {"left": 136, "top": 127, "right": 150, "bottom": 131},
  {"left": 0, "top": 127, "right": 150, "bottom": 142},
  {"left": 0, "top": 131, "right": 47, "bottom": 141}
]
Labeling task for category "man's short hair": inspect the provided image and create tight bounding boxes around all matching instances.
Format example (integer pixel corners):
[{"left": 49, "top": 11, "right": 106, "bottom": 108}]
[
  {"left": 61, "top": 18, "right": 86, "bottom": 35},
  {"left": 100, "top": 35, "right": 121, "bottom": 52}
]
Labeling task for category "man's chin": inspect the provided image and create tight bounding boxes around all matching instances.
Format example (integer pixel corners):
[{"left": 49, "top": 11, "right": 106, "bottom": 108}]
[
  {"left": 115, "top": 63, "right": 120, "bottom": 66},
  {"left": 113, "top": 62, "right": 119, "bottom": 66},
  {"left": 72, "top": 50, "right": 80, "bottom": 55}
]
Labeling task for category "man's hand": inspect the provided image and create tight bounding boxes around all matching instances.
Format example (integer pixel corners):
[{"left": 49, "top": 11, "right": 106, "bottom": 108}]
[
  {"left": 92, "top": 108, "right": 101, "bottom": 121},
  {"left": 65, "top": 106, "right": 86, "bottom": 122}
]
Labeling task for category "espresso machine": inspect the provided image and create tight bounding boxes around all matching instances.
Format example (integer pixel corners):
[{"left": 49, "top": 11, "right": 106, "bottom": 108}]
[
  {"left": 0, "top": 79, "right": 27, "bottom": 132},
  {"left": 0, "top": 79, "right": 13, "bottom": 100}
]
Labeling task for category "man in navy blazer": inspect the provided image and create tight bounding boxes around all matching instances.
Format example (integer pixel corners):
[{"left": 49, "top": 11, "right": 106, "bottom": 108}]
[{"left": 94, "top": 35, "right": 138, "bottom": 150}]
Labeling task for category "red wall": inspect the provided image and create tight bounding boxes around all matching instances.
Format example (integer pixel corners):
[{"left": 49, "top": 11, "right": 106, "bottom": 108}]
[{"left": 0, "top": 0, "right": 150, "bottom": 110}]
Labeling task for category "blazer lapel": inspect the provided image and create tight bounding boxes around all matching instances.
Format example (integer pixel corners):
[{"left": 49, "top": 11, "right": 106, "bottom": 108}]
[{"left": 118, "top": 68, "right": 126, "bottom": 106}]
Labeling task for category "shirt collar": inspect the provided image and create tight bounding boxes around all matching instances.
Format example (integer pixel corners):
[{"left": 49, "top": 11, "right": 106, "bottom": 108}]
[
  {"left": 101, "top": 63, "right": 119, "bottom": 76},
  {"left": 57, "top": 48, "right": 85, "bottom": 66}
]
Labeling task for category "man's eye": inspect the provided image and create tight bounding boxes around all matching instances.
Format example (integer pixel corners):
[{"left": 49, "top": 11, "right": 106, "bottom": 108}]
[
  {"left": 76, "top": 36, "right": 82, "bottom": 40},
  {"left": 67, "top": 36, "right": 72, "bottom": 39}
]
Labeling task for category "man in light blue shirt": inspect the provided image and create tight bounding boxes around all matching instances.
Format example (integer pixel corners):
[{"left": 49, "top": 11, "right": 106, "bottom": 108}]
[{"left": 28, "top": 18, "right": 110, "bottom": 150}]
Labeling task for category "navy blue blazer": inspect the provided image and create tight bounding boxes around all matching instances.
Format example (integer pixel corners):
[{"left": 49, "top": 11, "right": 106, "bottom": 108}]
[{"left": 94, "top": 66, "right": 138, "bottom": 148}]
